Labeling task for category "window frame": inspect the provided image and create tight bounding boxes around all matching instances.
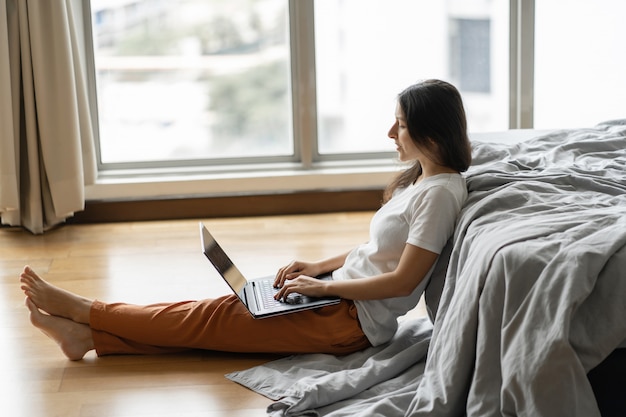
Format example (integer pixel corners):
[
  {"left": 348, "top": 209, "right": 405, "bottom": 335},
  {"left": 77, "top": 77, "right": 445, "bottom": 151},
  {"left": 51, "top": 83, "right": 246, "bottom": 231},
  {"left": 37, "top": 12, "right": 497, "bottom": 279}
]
[{"left": 82, "top": 0, "right": 536, "bottom": 201}]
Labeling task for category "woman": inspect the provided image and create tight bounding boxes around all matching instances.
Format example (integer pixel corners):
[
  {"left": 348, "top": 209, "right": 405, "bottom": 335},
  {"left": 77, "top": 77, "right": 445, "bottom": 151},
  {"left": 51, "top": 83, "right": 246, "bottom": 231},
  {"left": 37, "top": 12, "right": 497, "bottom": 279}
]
[{"left": 20, "top": 79, "right": 472, "bottom": 360}]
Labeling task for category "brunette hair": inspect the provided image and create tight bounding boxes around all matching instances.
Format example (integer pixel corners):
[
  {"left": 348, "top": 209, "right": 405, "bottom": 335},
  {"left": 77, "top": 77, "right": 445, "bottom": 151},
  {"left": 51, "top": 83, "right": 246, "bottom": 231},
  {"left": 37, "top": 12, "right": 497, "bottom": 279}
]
[{"left": 383, "top": 79, "right": 472, "bottom": 203}]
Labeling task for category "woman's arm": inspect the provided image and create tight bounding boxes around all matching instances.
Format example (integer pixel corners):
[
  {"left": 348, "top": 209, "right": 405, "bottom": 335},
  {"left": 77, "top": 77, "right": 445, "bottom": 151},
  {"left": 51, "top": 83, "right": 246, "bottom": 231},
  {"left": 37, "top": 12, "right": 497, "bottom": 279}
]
[{"left": 275, "top": 244, "right": 438, "bottom": 301}]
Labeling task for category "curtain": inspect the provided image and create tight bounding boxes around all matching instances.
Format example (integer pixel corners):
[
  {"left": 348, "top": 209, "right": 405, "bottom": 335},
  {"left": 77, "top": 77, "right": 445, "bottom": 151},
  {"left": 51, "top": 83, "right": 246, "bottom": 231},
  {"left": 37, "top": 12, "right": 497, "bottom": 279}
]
[{"left": 0, "top": 0, "right": 97, "bottom": 234}]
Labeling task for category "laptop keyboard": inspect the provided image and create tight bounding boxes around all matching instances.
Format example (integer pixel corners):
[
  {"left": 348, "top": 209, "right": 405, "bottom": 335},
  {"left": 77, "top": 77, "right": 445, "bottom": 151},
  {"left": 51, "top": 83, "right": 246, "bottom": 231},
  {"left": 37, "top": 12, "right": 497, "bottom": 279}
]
[{"left": 257, "top": 279, "right": 282, "bottom": 309}]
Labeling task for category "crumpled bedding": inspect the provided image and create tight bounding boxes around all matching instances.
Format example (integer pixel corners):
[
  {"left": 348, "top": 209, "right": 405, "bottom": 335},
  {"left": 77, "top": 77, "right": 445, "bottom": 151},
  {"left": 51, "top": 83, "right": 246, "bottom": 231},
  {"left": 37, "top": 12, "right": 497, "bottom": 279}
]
[
  {"left": 227, "top": 120, "right": 626, "bottom": 417},
  {"left": 227, "top": 317, "right": 433, "bottom": 416}
]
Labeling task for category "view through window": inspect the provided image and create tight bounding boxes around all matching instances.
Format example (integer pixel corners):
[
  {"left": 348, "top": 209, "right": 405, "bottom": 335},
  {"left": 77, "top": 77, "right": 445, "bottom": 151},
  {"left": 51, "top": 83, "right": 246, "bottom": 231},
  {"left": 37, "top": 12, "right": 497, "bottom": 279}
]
[
  {"left": 92, "top": 0, "right": 291, "bottom": 165},
  {"left": 91, "top": 0, "right": 510, "bottom": 168},
  {"left": 533, "top": 0, "right": 626, "bottom": 129},
  {"left": 314, "top": 0, "right": 508, "bottom": 155}
]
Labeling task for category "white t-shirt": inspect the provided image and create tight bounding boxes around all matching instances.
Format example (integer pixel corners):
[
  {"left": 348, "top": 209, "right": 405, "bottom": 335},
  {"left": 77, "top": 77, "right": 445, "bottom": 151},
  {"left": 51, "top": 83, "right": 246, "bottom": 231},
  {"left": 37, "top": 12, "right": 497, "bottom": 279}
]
[{"left": 332, "top": 173, "right": 467, "bottom": 346}]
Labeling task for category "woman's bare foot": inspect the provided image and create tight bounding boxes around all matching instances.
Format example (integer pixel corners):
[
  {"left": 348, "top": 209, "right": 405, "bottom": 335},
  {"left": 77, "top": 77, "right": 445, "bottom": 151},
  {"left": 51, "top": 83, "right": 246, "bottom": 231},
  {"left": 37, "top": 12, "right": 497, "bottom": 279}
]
[
  {"left": 19, "top": 266, "right": 93, "bottom": 324},
  {"left": 25, "top": 297, "right": 94, "bottom": 361}
]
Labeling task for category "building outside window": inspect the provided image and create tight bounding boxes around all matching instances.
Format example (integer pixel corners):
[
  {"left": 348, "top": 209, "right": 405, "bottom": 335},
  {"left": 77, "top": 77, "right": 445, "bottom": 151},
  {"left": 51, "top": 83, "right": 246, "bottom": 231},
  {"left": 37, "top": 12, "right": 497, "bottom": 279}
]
[{"left": 449, "top": 18, "right": 491, "bottom": 94}]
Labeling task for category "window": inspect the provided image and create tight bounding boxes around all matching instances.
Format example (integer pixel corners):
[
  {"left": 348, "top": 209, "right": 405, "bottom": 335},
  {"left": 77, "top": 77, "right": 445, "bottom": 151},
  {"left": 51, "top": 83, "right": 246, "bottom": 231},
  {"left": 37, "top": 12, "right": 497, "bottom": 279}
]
[
  {"left": 314, "top": 0, "right": 507, "bottom": 155},
  {"left": 88, "top": 0, "right": 509, "bottom": 174},
  {"left": 91, "top": 0, "right": 291, "bottom": 167},
  {"left": 533, "top": 0, "right": 626, "bottom": 129}
]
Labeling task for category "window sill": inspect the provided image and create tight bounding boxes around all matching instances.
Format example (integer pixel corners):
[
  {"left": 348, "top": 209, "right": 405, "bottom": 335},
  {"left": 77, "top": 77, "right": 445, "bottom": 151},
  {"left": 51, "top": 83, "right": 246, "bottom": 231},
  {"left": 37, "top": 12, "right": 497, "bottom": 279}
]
[
  {"left": 85, "top": 163, "right": 399, "bottom": 202},
  {"left": 84, "top": 130, "right": 549, "bottom": 202}
]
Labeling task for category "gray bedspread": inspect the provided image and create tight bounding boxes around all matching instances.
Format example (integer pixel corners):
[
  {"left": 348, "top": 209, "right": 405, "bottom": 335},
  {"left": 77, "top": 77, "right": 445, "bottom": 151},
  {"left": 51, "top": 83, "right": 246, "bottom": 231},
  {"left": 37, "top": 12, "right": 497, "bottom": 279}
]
[{"left": 227, "top": 120, "right": 626, "bottom": 416}]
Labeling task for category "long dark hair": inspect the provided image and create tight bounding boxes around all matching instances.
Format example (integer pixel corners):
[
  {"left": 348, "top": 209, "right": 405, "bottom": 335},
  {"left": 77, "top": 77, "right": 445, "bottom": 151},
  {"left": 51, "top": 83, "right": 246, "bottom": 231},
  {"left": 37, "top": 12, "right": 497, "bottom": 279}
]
[{"left": 383, "top": 79, "right": 472, "bottom": 203}]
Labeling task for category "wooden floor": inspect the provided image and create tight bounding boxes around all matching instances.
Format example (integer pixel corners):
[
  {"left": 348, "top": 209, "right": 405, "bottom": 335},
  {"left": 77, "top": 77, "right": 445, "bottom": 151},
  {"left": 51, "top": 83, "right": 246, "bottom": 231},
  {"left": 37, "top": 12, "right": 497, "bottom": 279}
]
[{"left": 1, "top": 212, "right": 427, "bottom": 417}]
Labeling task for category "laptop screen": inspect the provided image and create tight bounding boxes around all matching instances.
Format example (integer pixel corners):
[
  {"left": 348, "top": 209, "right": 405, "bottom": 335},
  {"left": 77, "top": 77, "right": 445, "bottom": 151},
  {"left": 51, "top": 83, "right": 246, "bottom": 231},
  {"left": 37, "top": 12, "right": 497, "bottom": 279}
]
[{"left": 200, "top": 224, "right": 247, "bottom": 294}]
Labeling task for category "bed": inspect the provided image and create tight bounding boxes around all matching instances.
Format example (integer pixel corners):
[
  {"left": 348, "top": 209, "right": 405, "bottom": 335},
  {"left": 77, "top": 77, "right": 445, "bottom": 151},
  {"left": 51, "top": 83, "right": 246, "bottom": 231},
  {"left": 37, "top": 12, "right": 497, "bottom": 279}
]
[{"left": 227, "top": 119, "right": 626, "bottom": 417}]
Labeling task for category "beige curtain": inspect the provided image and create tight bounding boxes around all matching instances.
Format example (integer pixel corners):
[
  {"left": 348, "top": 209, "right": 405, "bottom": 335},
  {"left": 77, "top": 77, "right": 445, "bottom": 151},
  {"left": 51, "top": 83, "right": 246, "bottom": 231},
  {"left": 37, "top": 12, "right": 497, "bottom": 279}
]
[{"left": 0, "top": 0, "right": 96, "bottom": 234}]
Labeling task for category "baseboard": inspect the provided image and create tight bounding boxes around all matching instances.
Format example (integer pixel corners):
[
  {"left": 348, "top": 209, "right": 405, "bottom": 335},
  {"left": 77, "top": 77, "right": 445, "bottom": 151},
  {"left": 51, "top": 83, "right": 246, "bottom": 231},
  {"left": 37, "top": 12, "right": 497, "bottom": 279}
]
[{"left": 69, "top": 189, "right": 384, "bottom": 223}]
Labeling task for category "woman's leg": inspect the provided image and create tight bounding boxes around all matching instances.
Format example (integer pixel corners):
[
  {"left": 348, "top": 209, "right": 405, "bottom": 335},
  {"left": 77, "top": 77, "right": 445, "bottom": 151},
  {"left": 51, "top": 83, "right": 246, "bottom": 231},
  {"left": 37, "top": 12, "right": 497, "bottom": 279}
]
[
  {"left": 91, "top": 296, "right": 370, "bottom": 356},
  {"left": 21, "top": 266, "right": 370, "bottom": 358}
]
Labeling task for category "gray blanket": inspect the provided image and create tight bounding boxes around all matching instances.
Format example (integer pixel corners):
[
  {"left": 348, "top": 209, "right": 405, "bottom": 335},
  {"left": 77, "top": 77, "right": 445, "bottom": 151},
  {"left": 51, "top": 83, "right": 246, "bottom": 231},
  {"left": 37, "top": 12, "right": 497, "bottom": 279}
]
[
  {"left": 228, "top": 318, "right": 433, "bottom": 416},
  {"left": 227, "top": 120, "right": 626, "bottom": 416}
]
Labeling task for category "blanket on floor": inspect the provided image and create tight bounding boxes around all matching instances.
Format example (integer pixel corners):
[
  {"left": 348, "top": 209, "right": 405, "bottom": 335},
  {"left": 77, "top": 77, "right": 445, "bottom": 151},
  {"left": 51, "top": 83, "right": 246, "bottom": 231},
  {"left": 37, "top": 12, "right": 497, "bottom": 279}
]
[
  {"left": 227, "top": 120, "right": 626, "bottom": 417},
  {"left": 227, "top": 318, "right": 433, "bottom": 416}
]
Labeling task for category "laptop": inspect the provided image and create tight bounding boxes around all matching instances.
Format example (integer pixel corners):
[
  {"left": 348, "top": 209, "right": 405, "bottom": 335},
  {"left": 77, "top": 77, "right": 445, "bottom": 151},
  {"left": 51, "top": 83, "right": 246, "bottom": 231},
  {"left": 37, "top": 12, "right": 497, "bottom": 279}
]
[{"left": 199, "top": 222, "right": 341, "bottom": 318}]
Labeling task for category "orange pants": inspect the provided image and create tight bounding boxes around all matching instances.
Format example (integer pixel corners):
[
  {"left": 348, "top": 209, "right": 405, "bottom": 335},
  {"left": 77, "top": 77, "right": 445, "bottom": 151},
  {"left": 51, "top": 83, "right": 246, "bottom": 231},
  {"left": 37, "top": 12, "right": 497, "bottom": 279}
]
[{"left": 89, "top": 295, "right": 371, "bottom": 356}]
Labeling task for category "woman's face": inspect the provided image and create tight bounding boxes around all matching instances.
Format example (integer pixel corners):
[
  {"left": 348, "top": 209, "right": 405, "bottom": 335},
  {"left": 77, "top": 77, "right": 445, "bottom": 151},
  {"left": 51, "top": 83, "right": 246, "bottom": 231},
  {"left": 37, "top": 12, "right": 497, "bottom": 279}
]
[{"left": 388, "top": 103, "right": 421, "bottom": 162}]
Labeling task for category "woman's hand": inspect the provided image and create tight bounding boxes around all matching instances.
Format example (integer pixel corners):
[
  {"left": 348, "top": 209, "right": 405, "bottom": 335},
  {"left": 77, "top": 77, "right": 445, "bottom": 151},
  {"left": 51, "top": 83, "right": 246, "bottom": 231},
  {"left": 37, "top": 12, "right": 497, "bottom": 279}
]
[
  {"left": 273, "top": 260, "right": 322, "bottom": 289},
  {"left": 272, "top": 252, "right": 350, "bottom": 301},
  {"left": 274, "top": 275, "right": 329, "bottom": 301}
]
